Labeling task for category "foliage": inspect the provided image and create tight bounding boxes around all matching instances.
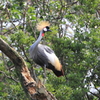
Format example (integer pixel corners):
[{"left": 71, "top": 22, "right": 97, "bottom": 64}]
[{"left": 0, "top": 0, "right": 100, "bottom": 100}]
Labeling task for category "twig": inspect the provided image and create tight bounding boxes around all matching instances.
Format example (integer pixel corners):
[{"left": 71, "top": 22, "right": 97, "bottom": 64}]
[{"left": 0, "top": 71, "right": 19, "bottom": 83}]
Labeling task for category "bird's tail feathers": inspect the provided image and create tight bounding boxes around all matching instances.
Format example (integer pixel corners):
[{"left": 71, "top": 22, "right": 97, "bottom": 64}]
[
  {"left": 47, "top": 63, "right": 64, "bottom": 77},
  {"left": 55, "top": 64, "right": 64, "bottom": 77},
  {"left": 53, "top": 68, "right": 64, "bottom": 77}
]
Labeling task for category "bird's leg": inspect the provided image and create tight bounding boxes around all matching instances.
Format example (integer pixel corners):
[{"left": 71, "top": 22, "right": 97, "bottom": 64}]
[{"left": 43, "top": 65, "right": 46, "bottom": 84}]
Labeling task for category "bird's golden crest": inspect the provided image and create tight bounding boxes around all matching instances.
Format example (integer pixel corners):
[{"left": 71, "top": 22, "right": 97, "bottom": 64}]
[{"left": 36, "top": 21, "right": 50, "bottom": 31}]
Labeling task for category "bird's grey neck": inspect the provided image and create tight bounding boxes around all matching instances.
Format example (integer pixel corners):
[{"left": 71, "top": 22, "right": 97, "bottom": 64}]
[
  {"left": 32, "top": 31, "right": 43, "bottom": 49},
  {"left": 29, "top": 30, "right": 44, "bottom": 58},
  {"left": 34, "top": 33, "right": 42, "bottom": 46},
  {"left": 35, "top": 30, "right": 44, "bottom": 45}
]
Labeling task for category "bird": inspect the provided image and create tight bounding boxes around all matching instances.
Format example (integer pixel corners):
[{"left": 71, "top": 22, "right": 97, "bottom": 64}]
[{"left": 29, "top": 21, "right": 64, "bottom": 77}]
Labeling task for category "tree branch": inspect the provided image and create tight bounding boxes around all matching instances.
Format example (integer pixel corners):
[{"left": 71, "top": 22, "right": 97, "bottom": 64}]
[
  {"left": 0, "top": 71, "right": 19, "bottom": 83},
  {"left": 0, "top": 37, "right": 57, "bottom": 100}
]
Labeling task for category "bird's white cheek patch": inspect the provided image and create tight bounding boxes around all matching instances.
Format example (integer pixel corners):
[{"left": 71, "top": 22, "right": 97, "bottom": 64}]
[{"left": 43, "top": 28, "right": 47, "bottom": 31}]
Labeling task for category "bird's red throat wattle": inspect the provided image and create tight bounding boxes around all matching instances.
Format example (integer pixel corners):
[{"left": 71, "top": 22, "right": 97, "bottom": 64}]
[{"left": 42, "top": 33, "right": 45, "bottom": 37}]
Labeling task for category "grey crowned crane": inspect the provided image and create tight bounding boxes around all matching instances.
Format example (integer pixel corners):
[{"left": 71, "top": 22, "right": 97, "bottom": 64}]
[{"left": 29, "top": 21, "right": 64, "bottom": 77}]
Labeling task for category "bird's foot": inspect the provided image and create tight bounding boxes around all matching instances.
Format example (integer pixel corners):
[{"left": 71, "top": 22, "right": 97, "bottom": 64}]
[
  {"left": 43, "top": 72, "right": 47, "bottom": 84},
  {"left": 43, "top": 78, "right": 46, "bottom": 84}
]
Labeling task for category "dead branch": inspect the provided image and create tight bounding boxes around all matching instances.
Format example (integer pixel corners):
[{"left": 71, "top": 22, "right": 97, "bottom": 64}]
[{"left": 0, "top": 37, "right": 57, "bottom": 100}]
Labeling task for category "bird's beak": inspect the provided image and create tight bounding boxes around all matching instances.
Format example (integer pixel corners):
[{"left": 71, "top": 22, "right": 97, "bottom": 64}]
[{"left": 48, "top": 29, "right": 52, "bottom": 32}]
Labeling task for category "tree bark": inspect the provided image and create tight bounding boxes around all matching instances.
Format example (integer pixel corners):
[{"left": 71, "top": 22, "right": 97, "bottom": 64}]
[{"left": 0, "top": 37, "right": 57, "bottom": 100}]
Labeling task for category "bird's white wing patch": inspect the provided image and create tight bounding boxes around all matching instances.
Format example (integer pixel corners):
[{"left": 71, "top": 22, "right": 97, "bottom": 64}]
[
  {"left": 44, "top": 49, "right": 55, "bottom": 65},
  {"left": 44, "top": 49, "right": 62, "bottom": 71}
]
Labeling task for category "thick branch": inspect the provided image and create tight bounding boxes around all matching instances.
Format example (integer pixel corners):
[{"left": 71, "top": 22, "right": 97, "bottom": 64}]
[{"left": 0, "top": 37, "right": 57, "bottom": 100}]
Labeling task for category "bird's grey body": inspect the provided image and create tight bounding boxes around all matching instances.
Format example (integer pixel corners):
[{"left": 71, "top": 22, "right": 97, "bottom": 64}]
[
  {"left": 30, "top": 44, "right": 54, "bottom": 67},
  {"left": 29, "top": 43, "right": 63, "bottom": 77}
]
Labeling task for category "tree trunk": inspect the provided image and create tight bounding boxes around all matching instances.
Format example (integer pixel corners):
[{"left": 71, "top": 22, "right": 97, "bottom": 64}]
[{"left": 0, "top": 37, "right": 57, "bottom": 100}]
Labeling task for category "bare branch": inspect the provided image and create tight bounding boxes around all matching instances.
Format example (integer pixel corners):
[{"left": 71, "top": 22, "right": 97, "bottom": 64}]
[
  {"left": 0, "top": 71, "right": 19, "bottom": 83},
  {"left": 0, "top": 37, "right": 57, "bottom": 100}
]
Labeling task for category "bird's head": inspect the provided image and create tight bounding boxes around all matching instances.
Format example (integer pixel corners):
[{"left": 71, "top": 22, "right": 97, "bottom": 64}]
[
  {"left": 43, "top": 26, "right": 51, "bottom": 32},
  {"left": 36, "top": 21, "right": 51, "bottom": 37}
]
